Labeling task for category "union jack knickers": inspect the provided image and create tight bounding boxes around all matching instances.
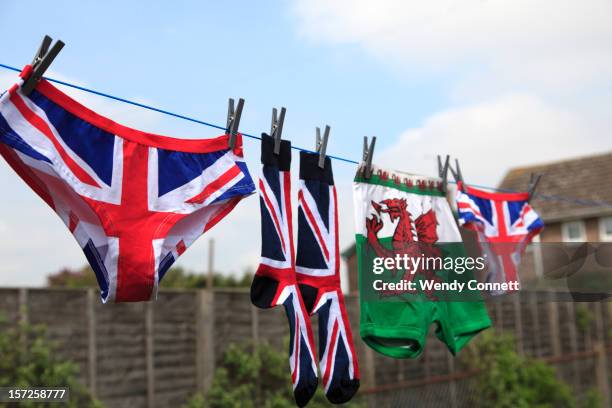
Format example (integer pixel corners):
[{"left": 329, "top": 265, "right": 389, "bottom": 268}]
[
  {"left": 251, "top": 134, "right": 318, "bottom": 407},
  {"left": 0, "top": 67, "right": 255, "bottom": 303},
  {"left": 456, "top": 181, "right": 544, "bottom": 294},
  {"left": 296, "top": 152, "right": 360, "bottom": 403}
]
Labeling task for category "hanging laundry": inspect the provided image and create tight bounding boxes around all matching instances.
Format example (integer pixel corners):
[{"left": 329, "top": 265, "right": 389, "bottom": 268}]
[
  {"left": 250, "top": 134, "right": 318, "bottom": 407},
  {"left": 353, "top": 166, "right": 491, "bottom": 359},
  {"left": 295, "top": 151, "right": 360, "bottom": 404},
  {"left": 0, "top": 70, "right": 255, "bottom": 302},
  {"left": 456, "top": 182, "right": 544, "bottom": 295}
]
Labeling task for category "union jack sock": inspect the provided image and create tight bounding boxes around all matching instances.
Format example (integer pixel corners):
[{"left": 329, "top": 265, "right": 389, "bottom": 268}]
[
  {"left": 296, "top": 152, "right": 360, "bottom": 404},
  {"left": 250, "top": 134, "right": 318, "bottom": 407}
]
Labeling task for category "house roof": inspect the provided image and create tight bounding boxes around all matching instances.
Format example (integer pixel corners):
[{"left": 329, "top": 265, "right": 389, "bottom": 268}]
[{"left": 498, "top": 151, "right": 612, "bottom": 222}]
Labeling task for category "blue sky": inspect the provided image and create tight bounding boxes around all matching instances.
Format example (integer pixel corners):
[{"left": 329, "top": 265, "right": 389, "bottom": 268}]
[
  {"left": 0, "top": 1, "right": 610, "bottom": 286},
  {"left": 0, "top": 1, "right": 445, "bottom": 151}
]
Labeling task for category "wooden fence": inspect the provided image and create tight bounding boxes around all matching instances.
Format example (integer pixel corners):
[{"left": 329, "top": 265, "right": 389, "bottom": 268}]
[{"left": 0, "top": 287, "right": 609, "bottom": 407}]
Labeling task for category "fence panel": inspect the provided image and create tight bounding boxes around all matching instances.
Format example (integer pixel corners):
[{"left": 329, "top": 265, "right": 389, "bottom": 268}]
[{"left": 0, "top": 288, "right": 608, "bottom": 407}]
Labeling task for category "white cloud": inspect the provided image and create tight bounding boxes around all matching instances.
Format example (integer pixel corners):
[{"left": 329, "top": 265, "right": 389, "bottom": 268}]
[
  {"left": 0, "top": 71, "right": 19, "bottom": 94},
  {"left": 378, "top": 93, "right": 607, "bottom": 186},
  {"left": 292, "top": 0, "right": 612, "bottom": 92},
  {"left": 292, "top": 0, "right": 612, "bottom": 186}
]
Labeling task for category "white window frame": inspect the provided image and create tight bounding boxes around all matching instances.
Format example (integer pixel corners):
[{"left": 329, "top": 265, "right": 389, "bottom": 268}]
[
  {"left": 561, "top": 220, "right": 586, "bottom": 242},
  {"left": 599, "top": 216, "right": 612, "bottom": 242}
]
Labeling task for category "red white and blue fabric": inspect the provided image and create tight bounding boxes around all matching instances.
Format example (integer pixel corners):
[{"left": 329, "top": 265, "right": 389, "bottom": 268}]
[
  {"left": 0, "top": 68, "right": 255, "bottom": 303},
  {"left": 456, "top": 182, "right": 544, "bottom": 294},
  {"left": 250, "top": 135, "right": 318, "bottom": 407},
  {"left": 295, "top": 152, "right": 360, "bottom": 404}
]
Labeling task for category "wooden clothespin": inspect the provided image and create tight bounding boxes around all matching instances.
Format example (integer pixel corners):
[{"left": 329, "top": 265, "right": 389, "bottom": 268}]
[
  {"left": 315, "top": 125, "right": 330, "bottom": 168},
  {"left": 22, "top": 35, "right": 65, "bottom": 96},
  {"left": 359, "top": 136, "right": 376, "bottom": 179},
  {"left": 437, "top": 154, "right": 450, "bottom": 192},
  {"left": 270, "top": 107, "right": 286, "bottom": 155},
  {"left": 528, "top": 173, "right": 542, "bottom": 201},
  {"left": 226, "top": 98, "right": 244, "bottom": 150},
  {"left": 449, "top": 158, "right": 465, "bottom": 191}
]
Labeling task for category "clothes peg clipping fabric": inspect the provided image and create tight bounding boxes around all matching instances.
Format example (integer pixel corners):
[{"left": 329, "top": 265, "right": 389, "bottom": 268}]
[
  {"left": 271, "top": 107, "right": 286, "bottom": 155},
  {"left": 449, "top": 158, "right": 465, "bottom": 191},
  {"left": 359, "top": 136, "right": 376, "bottom": 179},
  {"left": 226, "top": 98, "right": 244, "bottom": 150},
  {"left": 437, "top": 154, "right": 450, "bottom": 192},
  {"left": 315, "top": 125, "right": 330, "bottom": 168},
  {"left": 21, "top": 35, "right": 65, "bottom": 96},
  {"left": 528, "top": 173, "right": 542, "bottom": 201}
]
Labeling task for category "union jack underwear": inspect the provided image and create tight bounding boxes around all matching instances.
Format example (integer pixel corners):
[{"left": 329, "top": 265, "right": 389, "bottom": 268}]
[
  {"left": 456, "top": 182, "right": 544, "bottom": 294},
  {"left": 0, "top": 68, "right": 255, "bottom": 303}
]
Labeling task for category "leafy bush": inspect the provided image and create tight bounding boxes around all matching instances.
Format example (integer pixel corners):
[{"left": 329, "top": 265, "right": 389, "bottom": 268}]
[
  {"left": 160, "top": 267, "right": 253, "bottom": 289},
  {"left": 0, "top": 315, "right": 101, "bottom": 408},
  {"left": 47, "top": 265, "right": 253, "bottom": 289},
  {"left": 465, "top": 330, "right": 575, "bottom": 408},
  {"left": 184, "top": 341, "right": 363, "bottom": 408},
  {"left": 582, "top": 388, "right": 603, "bottom": 408},
  {"left": 47, "top": 266, "right": 99, "bottom": 288},
  {"left": 574, "top": 305, "right": 594, "bottom": 332}
]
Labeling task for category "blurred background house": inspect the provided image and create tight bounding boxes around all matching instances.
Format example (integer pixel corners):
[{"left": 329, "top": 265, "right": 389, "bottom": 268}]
[
  {"left": 499, "top": 151, "right": 612, "bottom": 243},
  {"left": 499, "top": 151, "right": 612, "bottom": 286}
]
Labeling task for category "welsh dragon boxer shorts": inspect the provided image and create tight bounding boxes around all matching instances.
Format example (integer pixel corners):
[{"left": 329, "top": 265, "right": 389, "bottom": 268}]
[{"left": 353, "top": 166, "right": 491, "bottom": 358}]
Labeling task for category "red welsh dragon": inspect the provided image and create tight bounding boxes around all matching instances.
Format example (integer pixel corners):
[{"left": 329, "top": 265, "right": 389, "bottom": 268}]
[{"left": 366, "top": 198, "right": 443, "bottom": 297}]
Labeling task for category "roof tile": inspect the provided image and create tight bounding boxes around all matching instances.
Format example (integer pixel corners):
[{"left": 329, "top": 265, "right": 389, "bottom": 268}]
[{"left": 498, "top": 151, "right": 612, "bottom": 221}]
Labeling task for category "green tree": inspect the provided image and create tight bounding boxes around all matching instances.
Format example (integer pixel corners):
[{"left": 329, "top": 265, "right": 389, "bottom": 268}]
[
  {"left": 158, "top": 266, "right": 207, "bottom": 288},
  {"left": 0, "top": 315, "right": 101, "bottom": 408},
  {"left": 465, "top": 330, "right": 575, "bottom": 408},
  {"left": 47, "top": 266, "right": 254, "bottom": 289},
  {"left": 574, "top": 305, "right": 594, "bottom": 332},
  {"left": 47, "top": 266, "right": 98, "bottom": 288},
  {"left": 184, "top": 341, "right": 364, "bottom": 408},
  {"left": 158, "top": 267, "right": 254, "bottom": 289},
  {"left": 582, "top": 388, "right": 603, "bottom": 408}
]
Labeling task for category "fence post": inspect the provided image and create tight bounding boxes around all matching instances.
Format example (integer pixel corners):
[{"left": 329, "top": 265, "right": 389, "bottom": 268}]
[
  {"left": 593, "top": 302, "right": 610, "bottom": 407},
  {"left": 566, "top": 302, "right": 580, "bottom": 385},
  {"left": 495, "top": 299, "right": 503, "bottom": 330},
  {"left": 196, "top": 290, "right": 215, "bottom": 395},
  {"left": 364, "top": 331, "right": 377, "bottom": 405},
  {"left": 447, "top": 353, "right": 458, "bottom": 408},
  {"left": 145, "top": 302, "right": 155, "bottom": 408},
  {"left": 593, "top": 301, "right": 607, "bottom": 347},
  {"left": 251, "top": 303, "right": 261, "bottom": 403},
  {"left": 251, "top": 304, "right": 259, "bottom": 348},
  {"left": 594, "top": 342, "right": 610, "bottom": 407},
  {"left": 207, "top": 239, "right": 215, "bottom": 290},
  {"left": 18, "top": 288, "right": 28, "bottom": 324},
  {"left": 513, "top": 293, "right": 524, "bottom": 354},
  {"left": 547, "top": 293, "right": 561, "bottom": 357},
  {"left": 18, "top": 288, "right": 28, "bottom": 351},
  {"left": 396, "top": 359, "right": 405, "bottom": 382},
  {"left": 86, "top": 289, "right": 97, "bottom": 397},
  {"left": 352, "top": 294, "right": 376, "bottom": 404},
  {"left": 530, "top": 291, "right": 542, "bottom": 358}
]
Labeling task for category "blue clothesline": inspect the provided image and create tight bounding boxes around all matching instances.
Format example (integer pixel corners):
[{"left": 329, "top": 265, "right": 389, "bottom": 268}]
[{"left": 1, "top": 62, "right": 611, "bottom": 209}]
